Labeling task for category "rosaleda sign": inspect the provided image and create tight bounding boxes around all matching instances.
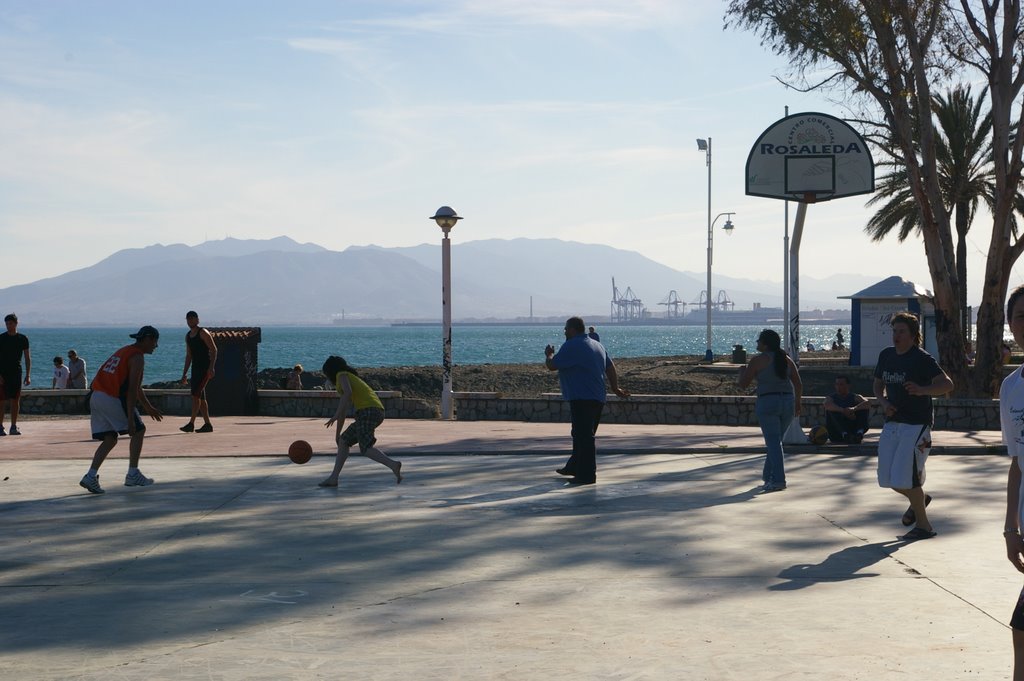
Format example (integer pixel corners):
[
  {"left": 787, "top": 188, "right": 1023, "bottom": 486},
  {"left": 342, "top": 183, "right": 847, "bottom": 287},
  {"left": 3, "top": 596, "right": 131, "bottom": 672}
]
[{"left": 746, "top": 112, "right": 874, "bottom": 202}]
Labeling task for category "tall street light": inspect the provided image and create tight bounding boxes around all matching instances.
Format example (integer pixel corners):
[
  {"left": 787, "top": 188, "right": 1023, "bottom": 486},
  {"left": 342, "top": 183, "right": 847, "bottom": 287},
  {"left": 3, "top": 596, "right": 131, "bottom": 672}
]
[
  {"left": 697, "top": 138, "right": 736, "bottom": 362},
  {"left": 696, "top": 138, "right": 713, "bottom": 360},
  {"left": 431, "top": 206, "right": 462, "bottom": 420},
  {"left": 704, "top": 211, "right": 735, "bottom": 360}
]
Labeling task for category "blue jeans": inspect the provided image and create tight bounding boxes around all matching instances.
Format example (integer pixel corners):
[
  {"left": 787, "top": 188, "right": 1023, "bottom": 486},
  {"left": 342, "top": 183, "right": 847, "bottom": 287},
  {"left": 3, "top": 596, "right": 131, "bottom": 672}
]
[{"left": 756, "top": 393, "right": 794, "bottom": 485}]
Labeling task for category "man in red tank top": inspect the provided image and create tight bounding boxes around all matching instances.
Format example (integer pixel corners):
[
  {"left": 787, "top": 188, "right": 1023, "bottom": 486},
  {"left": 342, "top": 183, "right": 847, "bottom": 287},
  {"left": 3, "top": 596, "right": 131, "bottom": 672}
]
[{"left": 79, "top": 326, "right": 164, "bottom": 494}]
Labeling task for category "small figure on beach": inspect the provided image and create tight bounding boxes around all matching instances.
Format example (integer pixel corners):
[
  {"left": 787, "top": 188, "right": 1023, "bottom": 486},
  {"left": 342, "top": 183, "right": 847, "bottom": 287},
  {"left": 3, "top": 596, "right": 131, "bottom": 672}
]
[
  {"left": 836, "top": 328, "right": 845, "bottom": 349},
  {"left": 588, "top": 326, "right": 601, "bottom": 342},
  {"left": 738, "top": 329, "right": 802, "bottom": 493},
  {"left": 52, "top": 355, "right": 70, "bottom": 389},
  {"left": 998, "top": 285, "right": 1024, "bottom": 676},
  {"left": 805, "top": 340, "right": 815, "bottom": 352},
  {"left": 79, "top": 326, "right": 163, "bottom": 494},
  {"left": 0, "top": 313, "right": 31, "bottom": 436},
  {"left": 67, "top": 348, "right": 87, "bottom": 389},
  {"left": 823, "top": 375, "right": 871, "bottom": 444},
  {"left": 286, "top": 364, "right": 304, "bottom": 390},
  {"left": 180, "top": 311, "right": 217, "bottom": 433},
  {"left": 544, "top": 316, "right": 629, "bottom": 486},
  {"left": 318, "top": 355, "right": 402, "bottom": 487},
  {"left": 873, "top": 311, "right": 953, "bottom": 541}
]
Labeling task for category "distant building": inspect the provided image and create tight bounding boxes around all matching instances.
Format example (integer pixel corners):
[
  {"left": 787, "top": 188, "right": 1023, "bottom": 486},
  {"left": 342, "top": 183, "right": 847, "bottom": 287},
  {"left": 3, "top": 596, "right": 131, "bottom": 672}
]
[{"left": 839, "top": 276, "right": 935, "bottom": 366}]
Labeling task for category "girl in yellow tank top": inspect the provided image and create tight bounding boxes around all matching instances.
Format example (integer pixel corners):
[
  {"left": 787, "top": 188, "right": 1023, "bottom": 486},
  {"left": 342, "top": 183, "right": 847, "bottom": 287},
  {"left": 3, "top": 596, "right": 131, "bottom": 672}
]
[{"left": 317, "top": 355, "right": 402, "bottom": 487}]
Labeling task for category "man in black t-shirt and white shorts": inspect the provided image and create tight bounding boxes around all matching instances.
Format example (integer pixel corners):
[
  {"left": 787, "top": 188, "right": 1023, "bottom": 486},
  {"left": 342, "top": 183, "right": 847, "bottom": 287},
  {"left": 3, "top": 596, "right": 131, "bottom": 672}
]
[{"left": 873, "top": 311, "right": 953, "bottom": 541}]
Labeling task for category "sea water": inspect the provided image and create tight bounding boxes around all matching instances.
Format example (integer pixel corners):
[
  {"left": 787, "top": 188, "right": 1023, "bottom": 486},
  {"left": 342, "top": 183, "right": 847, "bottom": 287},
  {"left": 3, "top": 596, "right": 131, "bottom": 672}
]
[{"left": 19, "top": 324, "right": 853, "bottom": 387}]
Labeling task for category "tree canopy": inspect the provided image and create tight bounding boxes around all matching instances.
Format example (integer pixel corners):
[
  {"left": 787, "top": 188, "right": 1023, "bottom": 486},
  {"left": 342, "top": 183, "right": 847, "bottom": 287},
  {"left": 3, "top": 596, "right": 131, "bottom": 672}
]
[{"left": 726, "top": 0, "right": 1024, "bottom": 396}]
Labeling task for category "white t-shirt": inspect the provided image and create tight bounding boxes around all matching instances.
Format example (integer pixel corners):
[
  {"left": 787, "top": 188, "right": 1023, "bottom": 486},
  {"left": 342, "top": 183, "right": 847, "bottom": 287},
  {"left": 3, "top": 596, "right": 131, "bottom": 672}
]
[
  {"left": 1000, "top": 367, "right": 1024, "bottom": 527},
  {"left": 52, "top": 364, "right": 70, "bottom": 388}
]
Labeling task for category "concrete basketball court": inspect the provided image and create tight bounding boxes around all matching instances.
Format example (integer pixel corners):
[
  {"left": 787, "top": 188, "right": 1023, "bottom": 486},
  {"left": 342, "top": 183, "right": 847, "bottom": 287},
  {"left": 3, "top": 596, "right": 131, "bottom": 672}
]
[{"left": 0, "top": 417, "right": 1018, "bottom": 679}]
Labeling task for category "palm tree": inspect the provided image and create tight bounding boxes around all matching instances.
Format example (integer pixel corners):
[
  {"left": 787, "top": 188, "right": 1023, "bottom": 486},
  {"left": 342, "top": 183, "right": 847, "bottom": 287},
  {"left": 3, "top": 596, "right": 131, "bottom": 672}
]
[{"left": 865, "top": 86, "right": 992, "bottom": 338}]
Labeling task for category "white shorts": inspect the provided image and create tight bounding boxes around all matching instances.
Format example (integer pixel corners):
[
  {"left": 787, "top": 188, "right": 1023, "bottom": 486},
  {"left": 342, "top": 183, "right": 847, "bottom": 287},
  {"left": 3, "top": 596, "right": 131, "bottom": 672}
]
[
  {"left": 90, "top": 391, "right": 144, "bottom": 441},
  {"left": 877, "top": 422, "right": 931, "bottom": 489}
]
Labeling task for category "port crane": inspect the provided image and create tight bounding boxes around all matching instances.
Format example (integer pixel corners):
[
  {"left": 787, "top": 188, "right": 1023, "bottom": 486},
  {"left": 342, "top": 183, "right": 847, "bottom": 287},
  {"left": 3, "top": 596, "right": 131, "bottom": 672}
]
[{"left": 610, "top": 277, "right": 647, "bottom": 322}]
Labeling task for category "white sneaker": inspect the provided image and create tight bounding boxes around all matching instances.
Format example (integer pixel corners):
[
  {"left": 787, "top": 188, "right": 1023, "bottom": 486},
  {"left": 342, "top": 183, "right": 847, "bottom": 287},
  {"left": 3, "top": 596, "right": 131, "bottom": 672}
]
[
  {"left": 124, "top": 470, "right": 154, "bottom": 487},
  {"left": 79, "top": 474, "right": 104, "bottom": 494}
]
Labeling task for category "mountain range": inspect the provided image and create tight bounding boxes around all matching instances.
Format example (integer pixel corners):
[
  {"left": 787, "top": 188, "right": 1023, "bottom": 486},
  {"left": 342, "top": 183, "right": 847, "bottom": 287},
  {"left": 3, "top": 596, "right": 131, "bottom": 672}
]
[{"left": 0, "top": 236, "right": 879, "bottom": 325}]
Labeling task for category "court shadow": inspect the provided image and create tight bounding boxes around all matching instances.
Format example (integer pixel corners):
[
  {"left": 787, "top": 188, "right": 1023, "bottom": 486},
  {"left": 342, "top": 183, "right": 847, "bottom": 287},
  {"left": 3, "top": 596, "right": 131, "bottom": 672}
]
[{"left": 770, "top": 539, "right": 906, "bottom": 591}]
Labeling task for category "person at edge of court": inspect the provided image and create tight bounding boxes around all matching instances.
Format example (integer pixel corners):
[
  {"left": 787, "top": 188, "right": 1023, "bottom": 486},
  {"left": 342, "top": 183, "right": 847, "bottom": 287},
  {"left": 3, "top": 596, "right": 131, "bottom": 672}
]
[
  {"left": 317, "top": 355, "right": 402, "bottom": 487},
  {"left": 873, "top": 311, "right": 953, "bottom": 541},
  {"left": 1001, "top": 284, "right": 1024, "bottom": 681},
  {"left": 52, "top": 356, "right": 70, "bottom": 389},
  {"left": 286, "top": 364, "right": 304, "bottom": 390},
  {"left": 179, "top": 310, "right": 217, "bottom": 433},
  {"left": 738, "top": 328, "right": 802, "bottom": 493},
  {"left": 0, "top": 313, "right": 31, "bottom": 436},
  {"left": 823, "top": 375, "right": 872, "bottom": 444},
  {"left": 78, "top": 326, "right": 164, "bottom": 494},
  {"left": 544, "top": 316, "right": 629, "bottom": 486},
  {"left": 67, "top": 348, "right": 87, "bottom": 389}
]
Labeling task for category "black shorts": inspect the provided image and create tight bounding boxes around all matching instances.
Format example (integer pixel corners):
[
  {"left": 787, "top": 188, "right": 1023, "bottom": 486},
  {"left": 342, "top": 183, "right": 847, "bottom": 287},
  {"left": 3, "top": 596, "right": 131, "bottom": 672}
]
[
  {"left": 190, "top": 370, "right": 210, "bottom": 397},
  {"left": 0, "top": 368, "right": 22, "bottom": 400},
  {"left": 1012, "top": 586, "right": 1024, "bottom": 630}
]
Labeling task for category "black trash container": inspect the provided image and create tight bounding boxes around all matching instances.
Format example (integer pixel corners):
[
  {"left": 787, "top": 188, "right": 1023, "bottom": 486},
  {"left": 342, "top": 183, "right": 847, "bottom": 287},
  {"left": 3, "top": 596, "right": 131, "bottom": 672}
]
[
  {"left": 204, "top": 327, "right": 261, "bottom": 416},
  {"left": 732, "top": 344, "right": 747, "bottom": 364}
]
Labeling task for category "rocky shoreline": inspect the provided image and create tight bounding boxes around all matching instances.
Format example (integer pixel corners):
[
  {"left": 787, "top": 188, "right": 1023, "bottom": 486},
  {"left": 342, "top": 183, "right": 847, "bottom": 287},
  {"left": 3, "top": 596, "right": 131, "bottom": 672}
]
[{"left": 192, "top": 351, "right": 858, "bottom": 401}]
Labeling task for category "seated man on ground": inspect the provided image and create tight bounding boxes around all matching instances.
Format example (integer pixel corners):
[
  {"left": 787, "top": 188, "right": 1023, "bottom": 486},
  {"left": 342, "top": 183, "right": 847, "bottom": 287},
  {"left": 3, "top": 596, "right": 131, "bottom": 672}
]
[{"left": 823, "top": 375, "right": 872, "bottom": 444}]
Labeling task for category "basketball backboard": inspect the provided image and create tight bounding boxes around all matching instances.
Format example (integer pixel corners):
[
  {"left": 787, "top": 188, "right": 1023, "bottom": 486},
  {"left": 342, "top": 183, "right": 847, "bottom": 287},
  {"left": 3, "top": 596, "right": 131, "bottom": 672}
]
[{"left": 746, "top": 112, "right": 874, "bottom": 202}]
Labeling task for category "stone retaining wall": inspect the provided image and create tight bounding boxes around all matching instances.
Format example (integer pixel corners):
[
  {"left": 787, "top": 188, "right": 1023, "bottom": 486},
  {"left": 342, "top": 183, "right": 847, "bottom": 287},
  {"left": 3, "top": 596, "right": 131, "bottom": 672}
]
[
  {"left": 17, "top": 389, "right": 996, "bottom": 431},
  {"left": 452, "top": 393, "right": 999, "bottom": 431},
  {"left": 256, "top": 390, "right": 437, "bottom": 419},
  {"left": 18, "top": 389, "right": 438, "bottom": 420}
]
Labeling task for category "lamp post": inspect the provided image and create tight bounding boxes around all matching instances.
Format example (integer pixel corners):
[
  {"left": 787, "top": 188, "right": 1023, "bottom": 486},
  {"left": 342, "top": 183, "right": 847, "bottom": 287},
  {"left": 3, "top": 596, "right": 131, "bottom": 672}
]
[
  {"left": 697, "top": 137, "right": 736, "bottom": 362},
  {"left": 704, "top": 211, "right": 735, "bottom": 361},
  {"left": 696, "top": 138, "right": 713, "bottom": 361},
  {"left": 430, "top": 206, "right": 462, "bottom": 420}
]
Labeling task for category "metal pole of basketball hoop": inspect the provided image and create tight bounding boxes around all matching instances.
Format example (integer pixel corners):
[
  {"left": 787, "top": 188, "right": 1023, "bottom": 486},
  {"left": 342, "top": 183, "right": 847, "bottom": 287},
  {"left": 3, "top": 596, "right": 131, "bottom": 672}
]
[
  {"left": 431, "top": 206, "right": 462, "bottom": 420},
  {"left": 783, "top": 198, "right": 810, "bottom": 444}
]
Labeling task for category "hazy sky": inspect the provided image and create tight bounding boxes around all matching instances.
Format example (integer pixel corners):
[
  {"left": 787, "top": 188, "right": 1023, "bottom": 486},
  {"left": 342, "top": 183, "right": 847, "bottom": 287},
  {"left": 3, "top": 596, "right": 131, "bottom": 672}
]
[{"left": 1, "top": 1, "right": 1016, "bottom": 306}]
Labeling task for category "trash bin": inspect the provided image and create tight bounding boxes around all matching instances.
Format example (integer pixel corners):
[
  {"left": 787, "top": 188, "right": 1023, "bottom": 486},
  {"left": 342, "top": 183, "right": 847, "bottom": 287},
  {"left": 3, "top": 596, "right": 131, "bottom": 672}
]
[
  {"left": 204, "top": 327, "right": 261, "bottom": 415},
  {"left": 732, "top": 344, "right": 747, "bottom": 364}
]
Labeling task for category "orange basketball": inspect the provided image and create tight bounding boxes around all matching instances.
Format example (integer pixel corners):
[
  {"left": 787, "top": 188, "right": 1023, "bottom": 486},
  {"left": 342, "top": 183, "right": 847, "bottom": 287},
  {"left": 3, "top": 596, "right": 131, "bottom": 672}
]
[{"left": 288, "top": 439, "right": 313, "bottom": 464}]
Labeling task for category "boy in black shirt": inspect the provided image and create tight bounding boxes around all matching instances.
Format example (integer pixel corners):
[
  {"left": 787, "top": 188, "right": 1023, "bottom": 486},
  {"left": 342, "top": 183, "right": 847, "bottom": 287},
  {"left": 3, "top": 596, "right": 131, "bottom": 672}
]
[{"left": 873, "top": 312, "right": 953, "bottom": 540}]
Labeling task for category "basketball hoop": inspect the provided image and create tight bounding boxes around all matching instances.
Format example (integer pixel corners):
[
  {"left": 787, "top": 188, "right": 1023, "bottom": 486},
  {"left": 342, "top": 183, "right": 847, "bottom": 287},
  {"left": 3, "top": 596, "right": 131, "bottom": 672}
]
[{"left": 745, "top": 112, "right": 874, "bottom": 203}]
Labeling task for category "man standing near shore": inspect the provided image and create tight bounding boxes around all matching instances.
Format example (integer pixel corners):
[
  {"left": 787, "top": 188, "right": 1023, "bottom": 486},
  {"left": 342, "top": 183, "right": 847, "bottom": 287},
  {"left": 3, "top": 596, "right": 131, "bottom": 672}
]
[
  {"left": 79, "top": 326, "right": 163, "bottom": 494},
  {"left": 180, "top": 310, "right": 217, "bottom": 433},
  {"left": 67, "top": 349, "right": 86, "bottom": 389},
  {"left": 544, "top": 316, "right": 629, "bottom": 486},
  {"left": 873, "top": 312, "right": 953, "bottom": 540},
  {"left": 0, "top": 313, "right": 31, "bottom": 436}
]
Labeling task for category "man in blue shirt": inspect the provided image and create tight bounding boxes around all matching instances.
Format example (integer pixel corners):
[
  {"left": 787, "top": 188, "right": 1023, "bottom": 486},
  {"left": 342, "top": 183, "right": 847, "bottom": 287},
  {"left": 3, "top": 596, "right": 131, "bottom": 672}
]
[{"left": 545, "top": 317, "right": 629, "bottom": 485}]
